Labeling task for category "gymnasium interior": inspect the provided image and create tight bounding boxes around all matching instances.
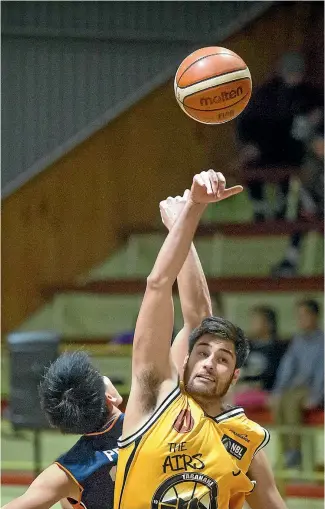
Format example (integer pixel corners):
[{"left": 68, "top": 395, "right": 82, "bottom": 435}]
[{"left": 2, "top": 2, "right": 324, "bottom": 508}]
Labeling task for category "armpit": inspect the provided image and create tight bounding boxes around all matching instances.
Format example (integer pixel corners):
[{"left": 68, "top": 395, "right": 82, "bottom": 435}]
[{"left": 136, "top": 368, "right": 162, "bottom": 413}]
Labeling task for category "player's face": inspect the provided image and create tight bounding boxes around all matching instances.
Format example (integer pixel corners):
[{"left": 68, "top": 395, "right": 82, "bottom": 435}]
[
  {"left": 103, "top": 376, "right": 123, "bottom": 407},
  {"left": 184, "top": 335, "right": 238, "bottom": 400}
]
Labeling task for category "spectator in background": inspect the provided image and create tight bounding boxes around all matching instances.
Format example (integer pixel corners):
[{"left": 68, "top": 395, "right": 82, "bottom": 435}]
[
  {"left": 233, "top": 306, "right": 286, "bottom": 408},
  {"left": 272, "top": 121, "right": 324, "bottom": 276},
  {"left": 271, "top": 299, "right": 324, "bottom": 467},
  {"left": 237, "top": 51, "right": 323, "bottom": 221}
]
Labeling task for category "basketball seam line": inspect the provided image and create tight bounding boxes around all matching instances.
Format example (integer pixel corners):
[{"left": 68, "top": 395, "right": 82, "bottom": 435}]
[
  {"left": 177, "top": 65, "right": 248, "bottom": 89},
  {"left": 176, "top": 51, "right": 245, "bottom": 86},
  {"left": 176, "top": 69, "right": 251, "bottom": 104}
]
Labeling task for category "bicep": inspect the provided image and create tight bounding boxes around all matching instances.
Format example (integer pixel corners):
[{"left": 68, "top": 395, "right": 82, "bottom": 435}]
[{"left": 247, "top": 451, "right": 287, "bottom": 509}]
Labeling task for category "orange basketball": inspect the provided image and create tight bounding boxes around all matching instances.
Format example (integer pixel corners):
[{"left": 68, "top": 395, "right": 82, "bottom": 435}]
[{"left": 174, "top": 47, "right": 252, "bottom": 124}]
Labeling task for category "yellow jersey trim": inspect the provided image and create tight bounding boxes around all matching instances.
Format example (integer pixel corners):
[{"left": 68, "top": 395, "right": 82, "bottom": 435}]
[
  {"left": 213, "top": 407, "right": 245, "bottom": 423},
  {"left": 253, "top": 427, "right": 271, "bottom": 457},
  {"left": 118, "top": 385, "right": 181, "bottom": 448}
]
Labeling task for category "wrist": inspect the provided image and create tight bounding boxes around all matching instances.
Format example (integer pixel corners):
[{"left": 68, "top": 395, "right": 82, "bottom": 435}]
[{"left": 187, "top": 198, "right": 207, "bottom": 213}]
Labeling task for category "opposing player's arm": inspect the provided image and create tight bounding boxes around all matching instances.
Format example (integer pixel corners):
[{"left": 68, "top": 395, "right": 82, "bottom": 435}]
[
  {"left": 131, "top": 196, "right": 207, "bottom": 388},
  {"left": 172, "top": 245, "right": 212, "bottom": 373},
  {"left": 159, "top": 192, "right": 212, "bottom": 374},
  {"left": 246, "top": 450, "right": 288, "bottom": 509},
  {"left": 1, "top": 464, "right": 80, "bottom": 509}
]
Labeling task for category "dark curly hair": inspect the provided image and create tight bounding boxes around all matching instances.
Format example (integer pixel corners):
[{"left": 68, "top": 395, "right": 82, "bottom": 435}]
[
  {"left": 188, "top": 316, "right": 250, "bottom": 368},
  {"left": 39, "top": 351, "right": 110, "bottom": 434}
]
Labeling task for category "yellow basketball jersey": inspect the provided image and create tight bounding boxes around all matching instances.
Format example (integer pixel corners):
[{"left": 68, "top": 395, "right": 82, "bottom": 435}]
[{"left": 114, "top": 385, "right": 270, "bottom": 509}]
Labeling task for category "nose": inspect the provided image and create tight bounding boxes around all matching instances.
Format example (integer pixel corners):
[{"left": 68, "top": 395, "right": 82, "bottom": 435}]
[{"left": 202, "top": 356, "right": 214, "bottom": 373}]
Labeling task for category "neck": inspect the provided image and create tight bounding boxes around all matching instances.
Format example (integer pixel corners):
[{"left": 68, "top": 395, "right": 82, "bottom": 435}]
[
  {"left": 192, "top": 394, "right": 223, "bottom": 417},
  {"left": 108, "top": 405, "right": 122, "bottom": 422}
]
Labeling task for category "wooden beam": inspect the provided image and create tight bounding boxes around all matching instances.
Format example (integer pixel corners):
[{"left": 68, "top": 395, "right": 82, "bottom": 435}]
[{"left": 43, "top": 276, "right": 324, "bottom": 298}]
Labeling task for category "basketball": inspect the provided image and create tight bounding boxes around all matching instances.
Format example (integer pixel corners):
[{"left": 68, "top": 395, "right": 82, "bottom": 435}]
[{"left": 174, "top": 47, "right": 252, "bottom": 124}]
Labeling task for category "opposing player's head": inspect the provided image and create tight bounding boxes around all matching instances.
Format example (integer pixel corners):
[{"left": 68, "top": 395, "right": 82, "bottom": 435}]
[
  {"left": 184, "top": 317, "right": 249, "bottom": 401},
  {"left": 39, "top": 351, "right": 122, "bottom": 434}
]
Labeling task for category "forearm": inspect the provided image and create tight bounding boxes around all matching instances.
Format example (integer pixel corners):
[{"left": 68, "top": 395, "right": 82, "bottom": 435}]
[
  {"left": 149, "top": 200, "right": 206, "bottom": 287},
  {"left": 2, "top": 496, "right": 48, "bottom": 509},
  {"left": 177, "top": 243, "right": 212, "bottom": 325}
]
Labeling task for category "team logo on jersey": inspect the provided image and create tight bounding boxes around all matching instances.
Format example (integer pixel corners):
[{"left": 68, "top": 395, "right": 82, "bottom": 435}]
[
  {"left": 152, "top": 472, "right": 217, "bottom": 509},
  {"left": 173, "top": 409, "right": 194, "bottom": 433},
  {"left": 230, "top": 430, "right": 250, "bottom": 443},
  {"left": 221, "top": 434, "right": 247, "bottom": 460}
]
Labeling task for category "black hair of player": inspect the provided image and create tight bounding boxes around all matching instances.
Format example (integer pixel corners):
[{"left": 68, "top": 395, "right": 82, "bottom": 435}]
[
  {"left": 39, "top": 351, "right": 110, "bottom": 434},
  {"left": 298, "top": 299, "right": 320, "bottom": 315},
  {"left": 252, "top": 305, "right": 278, "bottom": 337},
  {"left": 188, "top": 316, "right": 250, "bottom": 369}
]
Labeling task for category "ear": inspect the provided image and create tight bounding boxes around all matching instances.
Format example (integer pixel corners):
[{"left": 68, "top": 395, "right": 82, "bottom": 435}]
[
  {"left": 231, "top": 369, "right": 240, "bottom": 386},
  {"left": 106, "top": 394, "right": 119, "bottom": 409}
]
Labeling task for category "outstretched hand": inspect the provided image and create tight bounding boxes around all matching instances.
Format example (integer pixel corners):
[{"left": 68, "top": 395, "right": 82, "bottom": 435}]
[
  {"left": 190, "top": 170, "right": 243, "bottom": 205},
  {"left": 159, "top": 171, "right": 243, "bottom": 230}
]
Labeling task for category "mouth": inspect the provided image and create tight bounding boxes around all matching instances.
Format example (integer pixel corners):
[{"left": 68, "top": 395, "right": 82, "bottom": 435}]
[{"left": 195, "top": 374, "right": 215, "bottom": 383}]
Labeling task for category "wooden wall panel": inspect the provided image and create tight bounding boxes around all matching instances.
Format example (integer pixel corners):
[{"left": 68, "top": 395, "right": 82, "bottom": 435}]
[{"left": 2, "top": 2, "right": 322, "bottom": 333}]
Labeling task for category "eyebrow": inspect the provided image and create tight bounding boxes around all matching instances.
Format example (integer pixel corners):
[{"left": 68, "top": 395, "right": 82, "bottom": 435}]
[
  {"left": 197, "top": 343, "right": 234, "bottom": 358},
  {"left": 218, "top": 348, "right": 235, "bottom": 358}
]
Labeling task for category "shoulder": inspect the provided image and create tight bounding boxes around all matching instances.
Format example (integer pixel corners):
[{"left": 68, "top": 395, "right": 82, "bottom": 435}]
[
  {"left": 56, "top": 420, "right": 122, "bottom": 483},
  {"left": 219, "top": 407, "right": 270, "bottom": 454},
  {"left": 238, "top": 413, "right": 271, "bottom": 456}
]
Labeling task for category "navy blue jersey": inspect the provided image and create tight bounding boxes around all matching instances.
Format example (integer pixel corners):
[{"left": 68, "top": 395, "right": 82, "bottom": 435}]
[{"left": 56, "top": 414, "right": 123, "bottom": 509}]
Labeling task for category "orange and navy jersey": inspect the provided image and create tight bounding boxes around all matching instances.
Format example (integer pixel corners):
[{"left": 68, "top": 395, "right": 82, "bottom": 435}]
[
  {"left": 114, "top": 385, "right": 270, "bottom": 509},
  {"left": 55, "top": 414, "right": 123, "bottom": 509}
]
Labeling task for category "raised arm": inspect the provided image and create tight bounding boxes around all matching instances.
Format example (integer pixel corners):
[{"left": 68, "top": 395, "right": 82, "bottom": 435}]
[
  {"left": 125, "top": 171, "right": 242, "bottom": 434},
  {"left": 159, "top": 191, "right": 212, "bottom": 375}
]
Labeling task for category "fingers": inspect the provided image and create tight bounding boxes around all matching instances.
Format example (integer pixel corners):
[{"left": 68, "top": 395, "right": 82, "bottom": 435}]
[
  {"left": 193, "top": 173, "right": 205, "bottom": 187},
  {"left": 195, "top": 170, "right": 215, "bottom": 196},
  {"left": 216, "top": 172, "right": 226, "bottom": 198},
  {"left": 222, "top": 185, "right": 244, "bottom": 199},
  {"left": 183, "top": 189, "right": 190, "bottom": 200}
]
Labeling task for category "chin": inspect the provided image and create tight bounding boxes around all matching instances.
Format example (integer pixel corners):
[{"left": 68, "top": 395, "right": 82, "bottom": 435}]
[{"left": 186, "top": 381, "right": 215, "bottom": 398}]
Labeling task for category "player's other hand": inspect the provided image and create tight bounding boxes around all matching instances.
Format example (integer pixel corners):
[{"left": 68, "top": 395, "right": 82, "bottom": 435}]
[
  {"left": 190, "top": 170, "right": 243, "bottom": 205},
  {"left": 159, "top": 190, "right": 190, "bottom": 231}
]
